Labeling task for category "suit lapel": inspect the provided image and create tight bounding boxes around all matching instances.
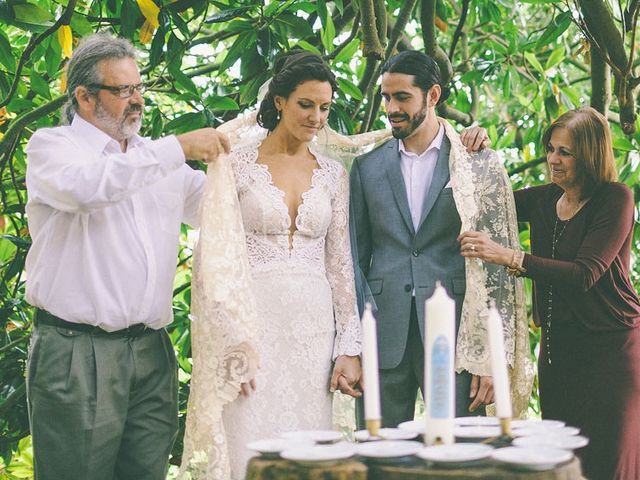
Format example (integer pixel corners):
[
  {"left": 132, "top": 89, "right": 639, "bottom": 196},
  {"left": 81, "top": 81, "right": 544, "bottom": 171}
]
[
  {"left": 417, "top": 136, "right": 451, "bottom": 231},
  {"left": 384, "top": 140, "right": 415, "bottom": 235}
]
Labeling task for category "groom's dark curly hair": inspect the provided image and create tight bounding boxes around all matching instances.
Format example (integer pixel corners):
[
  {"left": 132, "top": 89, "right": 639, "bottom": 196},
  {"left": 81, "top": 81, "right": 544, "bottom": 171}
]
[{"left": 257, "top": 51, "right": 338, "bottom": 131}]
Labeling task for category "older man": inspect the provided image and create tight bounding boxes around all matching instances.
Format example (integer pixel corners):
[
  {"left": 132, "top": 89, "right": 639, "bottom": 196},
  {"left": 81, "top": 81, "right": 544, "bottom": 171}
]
[{"left": 24, "top": 33, "right": 227, "bottom": 480}]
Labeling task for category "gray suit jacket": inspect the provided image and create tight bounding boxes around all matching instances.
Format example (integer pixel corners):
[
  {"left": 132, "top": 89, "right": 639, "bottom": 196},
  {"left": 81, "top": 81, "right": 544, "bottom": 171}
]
[{"left": 350, "top": 137, "right": 466, "bottom": 370}]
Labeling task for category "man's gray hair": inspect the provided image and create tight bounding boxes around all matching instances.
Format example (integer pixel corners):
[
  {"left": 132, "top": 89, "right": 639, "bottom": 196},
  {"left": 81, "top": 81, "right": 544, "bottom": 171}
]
[{"left": 61, "top": 33, "right": 137, "bottom": 125}]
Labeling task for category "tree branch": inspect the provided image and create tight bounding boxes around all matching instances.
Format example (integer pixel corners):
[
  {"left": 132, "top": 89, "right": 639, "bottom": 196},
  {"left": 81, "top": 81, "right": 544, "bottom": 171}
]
[
  {"left": 0, "top": 96, "right": 67, "bottom": 156},
  {"left": 508, "top": 156, "right": 546, "bottom": 175},
  {"left": 448, "top": 0, "right": 471, "bottom": 60},
  {"left": 437, "top": 105, "right": 472, "bottom": 125},
  {"left": 421, "top": 0, "right": 437, "bottom": 57},
  {"left": 325, "top": 13, "right": 360, "bottom": 61},
  {"left": 590, "top": 46, "right": 611, "bottom": 115},
  {"left": 0, "top": 0, "right": 78, "bottom": 109},
  {"left": 359, "top": 0, "right": 385, "bottom": 59}
]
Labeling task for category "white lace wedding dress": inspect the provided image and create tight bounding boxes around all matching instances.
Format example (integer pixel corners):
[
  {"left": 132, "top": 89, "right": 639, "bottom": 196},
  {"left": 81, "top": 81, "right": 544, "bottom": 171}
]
[{"left": 222, "top": 142, "right": 362, "bottom": 479}]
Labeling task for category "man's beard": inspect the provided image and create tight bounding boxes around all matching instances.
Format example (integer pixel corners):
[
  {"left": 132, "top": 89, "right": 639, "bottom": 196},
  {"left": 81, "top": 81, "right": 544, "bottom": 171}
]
[
  {"left": 388, "top": 97, "right": 428, "bottom": 140},
  {"left": 94, "top": 101, "right": 142, "bottom": 141}
]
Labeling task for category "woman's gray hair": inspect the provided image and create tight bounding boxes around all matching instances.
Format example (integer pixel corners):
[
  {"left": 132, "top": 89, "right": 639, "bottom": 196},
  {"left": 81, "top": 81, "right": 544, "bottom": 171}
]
[{"left": 61, "top": 33, "right": 137, "bottom": 125}]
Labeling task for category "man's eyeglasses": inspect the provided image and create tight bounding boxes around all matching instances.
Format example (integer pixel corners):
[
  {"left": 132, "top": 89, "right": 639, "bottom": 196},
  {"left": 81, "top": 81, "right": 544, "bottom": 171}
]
[{"left": 87, "top": 83, "right": 146, "bottom": 98}]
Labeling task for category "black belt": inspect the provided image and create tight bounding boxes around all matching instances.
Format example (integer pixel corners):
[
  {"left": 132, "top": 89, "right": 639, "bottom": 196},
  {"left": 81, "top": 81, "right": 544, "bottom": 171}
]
[{"left": 34, "top": 309, "right": 153, "bottom": 338}]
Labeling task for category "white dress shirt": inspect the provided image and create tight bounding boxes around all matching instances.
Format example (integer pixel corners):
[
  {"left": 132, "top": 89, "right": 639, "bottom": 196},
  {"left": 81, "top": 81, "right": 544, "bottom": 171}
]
[
  {"left": 25, "top": 115, "right": 206, "bottom": 331},
  {"left": 398, "top": 125, "right": 445, "bottom": 230}
]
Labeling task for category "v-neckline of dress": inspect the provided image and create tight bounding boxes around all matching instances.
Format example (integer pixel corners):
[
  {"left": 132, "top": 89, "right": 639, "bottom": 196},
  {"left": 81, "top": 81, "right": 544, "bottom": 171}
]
[{"left": 252, "top": 147, "right": 323, "bottom": 251}]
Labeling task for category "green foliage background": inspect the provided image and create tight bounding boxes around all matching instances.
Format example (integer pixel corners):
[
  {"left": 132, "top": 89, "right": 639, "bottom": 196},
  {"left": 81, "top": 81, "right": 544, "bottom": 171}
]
[{"left": 1, "top": 0, "right": 639, "bottom": 475}]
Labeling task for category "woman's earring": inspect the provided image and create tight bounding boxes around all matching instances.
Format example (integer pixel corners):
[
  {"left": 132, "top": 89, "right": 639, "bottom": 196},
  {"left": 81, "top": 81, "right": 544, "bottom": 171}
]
[{"left": 276, "top": 110, "right": 281, "bottom": 121}]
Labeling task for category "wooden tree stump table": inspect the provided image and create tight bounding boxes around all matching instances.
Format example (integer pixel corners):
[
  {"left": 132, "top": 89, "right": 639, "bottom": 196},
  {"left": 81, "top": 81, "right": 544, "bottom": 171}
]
[{"left": 246, "top": 456, "right": 584, "bottom": 480}]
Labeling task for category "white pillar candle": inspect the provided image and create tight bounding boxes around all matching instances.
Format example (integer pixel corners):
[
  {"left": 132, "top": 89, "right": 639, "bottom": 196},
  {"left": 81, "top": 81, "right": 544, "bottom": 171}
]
[
  {"left": 424, "top": 282, "right": 455, "bottom": 445},
  {"left": 487, "top": 302, "right": 513, "bottom": 419},
  {"left": 361, "top": 303, "right": 381, "bottom": 432}
]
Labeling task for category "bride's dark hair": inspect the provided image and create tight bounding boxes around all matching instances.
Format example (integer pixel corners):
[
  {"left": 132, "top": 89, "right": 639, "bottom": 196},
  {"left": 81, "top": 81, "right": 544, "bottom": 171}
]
[{"left": 257, "top": 51, "right": 338, "bottom": 131}]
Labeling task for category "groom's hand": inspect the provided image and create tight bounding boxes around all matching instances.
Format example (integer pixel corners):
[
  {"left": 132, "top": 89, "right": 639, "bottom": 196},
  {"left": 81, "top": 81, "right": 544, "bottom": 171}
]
[
  {"left": 468, "top": 374, "right": 494, "bottom": 412},
  {"left": 330, "top": 355, "right": 362, "bottom": 398}
]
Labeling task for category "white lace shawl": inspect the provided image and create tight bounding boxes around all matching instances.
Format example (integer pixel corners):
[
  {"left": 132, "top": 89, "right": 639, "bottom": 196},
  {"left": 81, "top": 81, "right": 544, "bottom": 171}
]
[
  {"left": 178, "top": 113, "right": 533, "bottom": 479},
  {"left": 443, "top": 120, "right": 533, "bottom": 418}
]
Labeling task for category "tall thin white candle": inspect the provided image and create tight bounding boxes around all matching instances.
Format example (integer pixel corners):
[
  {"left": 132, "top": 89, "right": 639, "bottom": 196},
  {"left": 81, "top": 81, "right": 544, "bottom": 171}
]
[
  {"left": 487, "top": 302, "right": 513, "bottom": 418},
  {"left": 361, "top": 303, "right": 381, "bottom": 434},
  {"left": 424, "top": 282, "right": 455, "bottom": 445}
]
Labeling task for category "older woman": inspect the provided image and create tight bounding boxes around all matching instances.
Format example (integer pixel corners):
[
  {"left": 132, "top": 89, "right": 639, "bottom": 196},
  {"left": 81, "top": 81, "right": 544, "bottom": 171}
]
[{"left": 459, "top": 107, "right": 640, "bottom": 480}]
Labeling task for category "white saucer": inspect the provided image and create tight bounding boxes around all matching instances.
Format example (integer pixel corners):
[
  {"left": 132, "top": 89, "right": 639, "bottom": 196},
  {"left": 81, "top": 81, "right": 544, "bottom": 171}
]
[
  {"left": 281, "top": 442, "right": 356, "bottom": 466},
  {"left": 247, "top": 438, "right": 314, "bottom": 457},
  {"left": 280, "top": 430, "right": 342, "bottom": 443},
  {"left": 417, "top": 443, "right": 494, "bottom": 464},
  {"left": 513, "top": 434, "right": 589, "bottom": 450},
  {"left": 491, "top": 446, "right": 573, "bottom": 471},
  {"left": 354, "top": 428, "right": 419, "bottom": 442},
  {"left": 454, "top": 416, "right": 500, "bottom": 426},
  {"left": 356, "top": 440, "right": 423, "bottom": 458},
  {"left": 512, "top": 419, "right": 565, "bottom": 429},
  {"left": 397, "top": 420, "right": 426, "bottom": 434},
  {"left": 513, "top": 425, "right": 580, "bottom": 437},
  {"left": 453, "top": 425, "right": 502, "bottom": 439}
]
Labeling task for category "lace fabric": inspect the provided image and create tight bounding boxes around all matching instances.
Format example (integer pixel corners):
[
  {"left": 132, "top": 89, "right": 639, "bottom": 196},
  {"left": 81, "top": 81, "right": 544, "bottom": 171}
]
[{"left": 444, "top": 120, "right": 534, "bottom": 418}]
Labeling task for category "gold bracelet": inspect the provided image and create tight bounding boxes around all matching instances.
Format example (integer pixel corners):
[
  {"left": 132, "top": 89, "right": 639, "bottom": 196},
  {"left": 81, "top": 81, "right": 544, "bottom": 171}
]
[{"left": 505, "top": 249, "right": 526, "bottom": 276}]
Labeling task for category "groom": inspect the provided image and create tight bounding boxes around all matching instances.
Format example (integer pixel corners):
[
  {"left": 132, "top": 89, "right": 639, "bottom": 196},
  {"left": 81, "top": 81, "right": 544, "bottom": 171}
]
[{"left": 350, "top": 50, "right": 494, "bottom": 427}]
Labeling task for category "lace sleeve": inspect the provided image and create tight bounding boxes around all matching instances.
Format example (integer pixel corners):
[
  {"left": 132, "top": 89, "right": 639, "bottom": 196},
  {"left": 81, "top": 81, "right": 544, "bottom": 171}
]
[{"left": 324, "top": 161, "right": 362, "bottom": 359}]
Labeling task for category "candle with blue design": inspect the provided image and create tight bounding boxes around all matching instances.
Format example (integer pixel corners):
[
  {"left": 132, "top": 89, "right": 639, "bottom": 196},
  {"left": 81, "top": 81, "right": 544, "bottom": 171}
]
[{"left": 424, "top": 281, "right": 455, "bottom": 445}]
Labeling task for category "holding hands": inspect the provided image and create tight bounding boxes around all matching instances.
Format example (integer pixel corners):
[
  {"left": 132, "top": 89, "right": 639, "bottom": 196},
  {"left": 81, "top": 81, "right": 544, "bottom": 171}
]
[{"left": 330, "top": 355, "right": 362, "bottom": 398}]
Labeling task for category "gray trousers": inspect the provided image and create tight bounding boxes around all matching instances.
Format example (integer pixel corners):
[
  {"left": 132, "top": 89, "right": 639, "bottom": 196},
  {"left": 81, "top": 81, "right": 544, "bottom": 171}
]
[
  {"left": 358, "top": 299, "right": 484, "bottom": 428},
  {"left": 27, "top": 322, "right": 178, "bottom": 480}
]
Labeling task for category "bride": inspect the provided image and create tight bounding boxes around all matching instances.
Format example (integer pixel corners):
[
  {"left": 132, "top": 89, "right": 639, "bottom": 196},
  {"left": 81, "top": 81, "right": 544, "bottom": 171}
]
[{"left": 179, "top": 52, "right": 368, "bottom": 480}]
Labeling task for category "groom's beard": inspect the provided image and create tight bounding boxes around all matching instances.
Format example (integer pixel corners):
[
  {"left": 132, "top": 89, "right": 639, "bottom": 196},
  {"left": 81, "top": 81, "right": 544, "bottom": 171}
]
[{"left": 388, "top": 97, "right": 428, "bottom": 140}]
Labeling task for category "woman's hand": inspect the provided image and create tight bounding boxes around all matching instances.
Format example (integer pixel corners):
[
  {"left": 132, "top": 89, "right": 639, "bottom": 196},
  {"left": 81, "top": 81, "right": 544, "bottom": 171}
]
[
  {"left": 458, "top": 230, "right": 513, "bottom": 266},
  {"left": 460, "top": 127, "right": 491, "bottom": 153},
  {"left": 330, "top": 355, "right": 362, "bottom": 398}
]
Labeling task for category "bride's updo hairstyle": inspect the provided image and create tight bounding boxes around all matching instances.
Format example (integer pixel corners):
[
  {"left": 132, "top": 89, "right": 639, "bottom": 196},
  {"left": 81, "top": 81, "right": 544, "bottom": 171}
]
[{"left": 257, "top": 51, "right": 338, "bottom": 131}]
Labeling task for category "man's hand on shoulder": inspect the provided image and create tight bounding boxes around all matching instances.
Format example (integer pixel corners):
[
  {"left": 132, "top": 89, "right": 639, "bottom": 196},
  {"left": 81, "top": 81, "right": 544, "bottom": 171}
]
[
  {"left": 177, "top": 128, "right": 230, "bottom": 163},
  {"left": 460, "top": 127, "right": 490, "bottom": 153}
]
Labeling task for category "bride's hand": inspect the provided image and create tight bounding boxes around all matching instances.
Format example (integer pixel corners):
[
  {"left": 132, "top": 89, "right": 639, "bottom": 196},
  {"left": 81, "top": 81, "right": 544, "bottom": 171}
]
[
  {"left": 330, "top": 355, "right": 362, "bottom": 398},
  {"left": 239, "top": 378, "right": 256, "bottom": 397}
]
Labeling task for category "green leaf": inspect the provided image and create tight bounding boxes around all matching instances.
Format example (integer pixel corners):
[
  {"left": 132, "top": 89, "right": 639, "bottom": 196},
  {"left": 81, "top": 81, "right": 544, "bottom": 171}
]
[
  {"left": 317, "top": 0, "right": 327, "bottom": 25},
  {"left": 70, "top": 12, "right": 93, "bottom": 36},
  {"left": 0, "top": 235, "right": 31, "bottom": 249},
  {"left": 294, "top": 40, "right": 322, "bottom": 55},
  {"left": 11, "top": 3, "right": 54, "bottom": 32},
  {"left": 612, "top": 136, "right": 635, "bottom": 152},
  {"left": 545, "top": 46, "right": 565, "bottom": 70},
  {"left": 205, "top": 6, "right": 253, "bottom": 23},
  {"left": 44, "top": 36, "right": 61, "bottom": 78},
  {"left": 149, "top": 26, "right": 166, "bottom": 68},
  {"left": 502, "top": 69, "right": 511, "bottom": 98},
  {"left": 544, "top": 94, "right": 559, "bottom": 118},
  {"left": 168, "top": 62, "right": 198, "bottom": 95},
  {"left": 220, "top": 31, "right": 256, "bottom": 72},
  {"left": 337, "top": 77, "right": 363, "bottom": 100},
  {"left": 121, "top": 0, "right": 140, "bottom": 39},
  {"left": 333, "top": 37, "right": 359, "bottom": 64},
  {"left": 30, "top": 71, "right": 51, "bottom": 100},
  {"left": 165, "top": 112, "right": 206, "bottom": 134},
  {"left": 240, "top": 73, "right": 267, "bottom": 106},
  {"left": 535, "top": 11, "right": 571, "bottom": 49},
  {"left": 524, "top": 52, "right": 545, "bottom": 74},
  {"left": 205, "top": 95, "right": 239, "bottom": 111},
  {"left": 320, "top": 13, "right": 336, "bottom": 52},
  {"left": 0, "top": 30, "right": 14, "bottom": 71},
  {"left": 274, "top": 12, "right": 314, "bottom": 39}
]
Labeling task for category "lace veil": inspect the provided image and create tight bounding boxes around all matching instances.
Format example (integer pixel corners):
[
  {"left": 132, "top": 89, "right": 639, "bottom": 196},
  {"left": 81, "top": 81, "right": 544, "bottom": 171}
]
[{"left": 178, "top": 112, "right": 532, "bottom": 479}]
